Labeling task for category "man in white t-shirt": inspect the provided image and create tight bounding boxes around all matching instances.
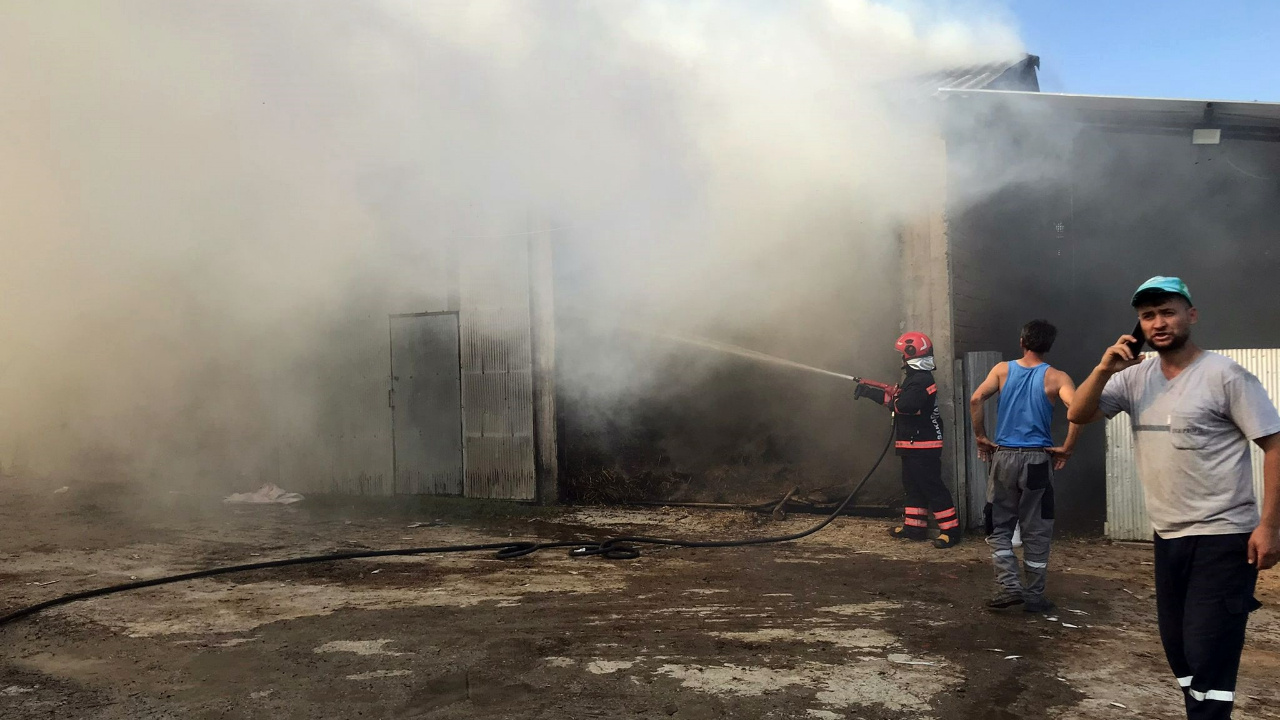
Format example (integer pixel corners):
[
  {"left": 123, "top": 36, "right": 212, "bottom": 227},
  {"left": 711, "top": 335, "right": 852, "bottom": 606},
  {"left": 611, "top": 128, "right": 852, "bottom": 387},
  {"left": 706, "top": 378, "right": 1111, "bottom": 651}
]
[{"left": 1070, "top": 276, "right": 1280, "bottom": 720}]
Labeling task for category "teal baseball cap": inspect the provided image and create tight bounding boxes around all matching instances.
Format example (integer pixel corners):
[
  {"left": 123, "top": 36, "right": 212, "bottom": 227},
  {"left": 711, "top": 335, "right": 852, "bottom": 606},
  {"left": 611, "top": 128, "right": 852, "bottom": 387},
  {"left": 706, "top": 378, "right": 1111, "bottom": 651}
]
[{"left": 1132, "top": 276, "right": 1193, "bottom": 307}]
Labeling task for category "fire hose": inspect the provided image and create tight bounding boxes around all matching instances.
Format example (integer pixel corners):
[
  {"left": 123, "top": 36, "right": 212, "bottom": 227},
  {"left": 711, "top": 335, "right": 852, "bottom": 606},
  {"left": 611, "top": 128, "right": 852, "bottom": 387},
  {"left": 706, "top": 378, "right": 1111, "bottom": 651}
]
[{"left": 0, "top": 416, "right": 895, "bottom": 629}]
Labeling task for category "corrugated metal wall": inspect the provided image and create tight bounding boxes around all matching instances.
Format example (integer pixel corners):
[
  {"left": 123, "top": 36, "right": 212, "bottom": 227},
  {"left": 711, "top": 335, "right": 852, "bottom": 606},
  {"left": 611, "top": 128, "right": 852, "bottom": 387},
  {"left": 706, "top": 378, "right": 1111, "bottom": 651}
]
[
  {"left": 1104, "top": 410, "right": 1145, "bottom": 540},
  {"left": 1106, "top": 348, "right": 1278, "bottom": 540},
  {"left": 959, "top": 351, "right": 1003, "bottom": 529},
  {"left": 458, "top": 239, "right": 537, "bottom": 500}
]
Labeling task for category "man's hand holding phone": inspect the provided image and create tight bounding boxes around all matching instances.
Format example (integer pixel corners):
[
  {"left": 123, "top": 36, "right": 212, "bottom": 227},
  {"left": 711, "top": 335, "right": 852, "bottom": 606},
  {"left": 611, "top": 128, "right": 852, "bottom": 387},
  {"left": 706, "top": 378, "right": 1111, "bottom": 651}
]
[{"left": 1099, "top": 324, "right": 1146, "bottom": 376}]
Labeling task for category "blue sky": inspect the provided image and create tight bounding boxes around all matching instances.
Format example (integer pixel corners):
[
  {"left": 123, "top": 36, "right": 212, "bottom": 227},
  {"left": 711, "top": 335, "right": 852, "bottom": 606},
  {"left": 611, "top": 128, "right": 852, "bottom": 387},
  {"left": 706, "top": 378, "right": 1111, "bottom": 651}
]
[{"left": 1006, "top": 0, "right": 1280, "bottom": 101}]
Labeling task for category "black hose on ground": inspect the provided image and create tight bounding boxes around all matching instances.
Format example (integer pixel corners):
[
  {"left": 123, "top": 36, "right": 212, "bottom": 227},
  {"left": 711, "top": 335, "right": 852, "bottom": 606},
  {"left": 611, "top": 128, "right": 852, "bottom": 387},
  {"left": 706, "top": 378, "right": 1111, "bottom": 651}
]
[{"left": 0, "top": 419, "right": 895, "bottom": 629}]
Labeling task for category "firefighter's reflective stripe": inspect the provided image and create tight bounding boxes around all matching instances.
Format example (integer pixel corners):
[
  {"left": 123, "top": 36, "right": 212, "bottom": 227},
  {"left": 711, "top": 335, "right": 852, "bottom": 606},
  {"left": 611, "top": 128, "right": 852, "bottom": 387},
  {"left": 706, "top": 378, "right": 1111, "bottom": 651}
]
[
  {"left": 934, "top": 506, "right": 959, "bottom": 530},
  {"left": 1188, "top": 689, "right": 1234, "bottom": 702},
  {"left": 1177, "top": 676, "right": 1234, "bottom": 701},
  {"left": 994, "top": 549, "right": 1015, "bottom": 558},
  {"left": 905, "top": 506, "right": 929, "bottom": 516},
  {"left": 904, "top": 517, "right": 929, "bottom": 528},
  {"left": 893, "top": 368, "right": 942, "bottom": 450},
  {"left": 896, "top": 440, "right": 943, "bottom": 449},
  {"left": 1025, "top": 560, "right": 1048, "bottom": 569}
]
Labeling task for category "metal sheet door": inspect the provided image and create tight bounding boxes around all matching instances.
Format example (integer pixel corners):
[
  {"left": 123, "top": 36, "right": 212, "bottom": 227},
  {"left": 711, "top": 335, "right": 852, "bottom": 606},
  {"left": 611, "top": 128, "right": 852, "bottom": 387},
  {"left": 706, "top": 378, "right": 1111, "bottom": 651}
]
[
  {"left": 458, "top": 240, "right": 537, "bottom": 500},
  {"left": 390, "top": 313, "right": 464, "bottom": 495},
  {"left": 960, "top": 351, "right": 1003, "bottom": 528}
]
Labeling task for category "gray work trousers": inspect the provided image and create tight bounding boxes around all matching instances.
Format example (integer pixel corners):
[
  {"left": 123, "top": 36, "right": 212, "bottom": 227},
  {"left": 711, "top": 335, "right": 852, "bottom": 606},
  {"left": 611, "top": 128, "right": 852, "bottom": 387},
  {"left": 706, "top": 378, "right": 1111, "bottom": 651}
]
[{"left": 985, "top": 448, "right": 1055, "bottom": 600}]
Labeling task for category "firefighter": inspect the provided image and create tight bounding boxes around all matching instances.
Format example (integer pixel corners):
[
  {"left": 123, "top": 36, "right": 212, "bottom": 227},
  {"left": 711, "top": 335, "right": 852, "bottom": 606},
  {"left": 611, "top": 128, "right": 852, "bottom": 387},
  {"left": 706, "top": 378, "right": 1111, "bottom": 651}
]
[{"left": 854, "top": 332, "right": 961, "bottom": 548}]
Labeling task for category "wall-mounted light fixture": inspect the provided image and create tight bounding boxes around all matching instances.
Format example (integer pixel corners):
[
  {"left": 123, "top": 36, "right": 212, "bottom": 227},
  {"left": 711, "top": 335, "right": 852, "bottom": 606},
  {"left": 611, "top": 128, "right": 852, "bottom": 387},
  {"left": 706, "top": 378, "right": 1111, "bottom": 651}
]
[{"left": 1191, "top": 128, "right": 1221, "bottom": 145}]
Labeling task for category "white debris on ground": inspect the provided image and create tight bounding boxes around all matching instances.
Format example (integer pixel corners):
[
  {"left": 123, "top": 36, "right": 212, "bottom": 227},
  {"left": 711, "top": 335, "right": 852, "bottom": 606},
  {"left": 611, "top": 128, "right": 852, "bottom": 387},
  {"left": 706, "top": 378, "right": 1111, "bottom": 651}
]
[
  {"left": 587, "top": 660, "right": 636, "bottom": 674},
  {"left": 1, "top": 686, "right": 36, "bottom": 696},
  {"left": 655, "top": 658, "right": 959, "bottom": 713},
  {"left": 313, "top": 640, "right": 406, "bottom": 656},
  {"left": 345, "top": 670, "right": 413, "bottom": 681},
  {"left": 223, "top": 484, "right": 304, "bottom": 505}
]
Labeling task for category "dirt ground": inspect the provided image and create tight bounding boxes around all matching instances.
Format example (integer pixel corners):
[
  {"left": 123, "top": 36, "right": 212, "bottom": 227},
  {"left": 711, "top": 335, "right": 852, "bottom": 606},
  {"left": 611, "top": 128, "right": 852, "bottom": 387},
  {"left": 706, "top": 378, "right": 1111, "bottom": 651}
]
[{"left": 2, "top": 483, "right": 1279, "bottom": 720}]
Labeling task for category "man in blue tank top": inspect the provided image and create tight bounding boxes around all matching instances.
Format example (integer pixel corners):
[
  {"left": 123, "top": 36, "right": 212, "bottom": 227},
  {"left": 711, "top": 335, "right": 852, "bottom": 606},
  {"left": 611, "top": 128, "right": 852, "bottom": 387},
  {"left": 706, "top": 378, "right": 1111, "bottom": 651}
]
[{"left": 969, "top": 320, "right": 1081, "bottom": 613}]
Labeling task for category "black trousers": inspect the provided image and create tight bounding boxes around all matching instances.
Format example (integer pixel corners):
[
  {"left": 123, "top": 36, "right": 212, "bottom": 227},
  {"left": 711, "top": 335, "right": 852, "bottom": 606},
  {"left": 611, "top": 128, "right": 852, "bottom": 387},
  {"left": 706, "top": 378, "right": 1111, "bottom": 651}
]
[
  {"left": 1154, "top": 532, "right": 1261, "bottom": 720},
  {"left": 901, "top": 455, "right": 957, "bottom": 531}
]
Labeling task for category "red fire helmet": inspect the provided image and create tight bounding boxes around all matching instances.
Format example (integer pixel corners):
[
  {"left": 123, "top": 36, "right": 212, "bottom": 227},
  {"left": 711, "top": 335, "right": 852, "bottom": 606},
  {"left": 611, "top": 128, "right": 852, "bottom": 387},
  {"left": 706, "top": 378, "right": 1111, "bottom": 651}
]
[{"left": 895, "top": 331, "right": 933, "bottom": 359}]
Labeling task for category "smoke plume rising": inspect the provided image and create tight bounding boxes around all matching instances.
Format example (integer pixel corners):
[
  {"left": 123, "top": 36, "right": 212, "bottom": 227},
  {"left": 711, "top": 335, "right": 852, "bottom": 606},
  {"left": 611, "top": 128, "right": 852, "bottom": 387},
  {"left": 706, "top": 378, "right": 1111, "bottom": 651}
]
[{"left": 0, "top": 1, "right": 1021, "bottom": 493}]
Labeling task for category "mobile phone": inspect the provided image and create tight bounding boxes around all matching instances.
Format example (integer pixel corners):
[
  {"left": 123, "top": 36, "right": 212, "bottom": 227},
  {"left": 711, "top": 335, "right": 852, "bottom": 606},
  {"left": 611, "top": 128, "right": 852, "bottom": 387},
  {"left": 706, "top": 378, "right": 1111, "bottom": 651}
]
[{"left": 1126, "top": 322, "right": 1145, "bottom": 356}]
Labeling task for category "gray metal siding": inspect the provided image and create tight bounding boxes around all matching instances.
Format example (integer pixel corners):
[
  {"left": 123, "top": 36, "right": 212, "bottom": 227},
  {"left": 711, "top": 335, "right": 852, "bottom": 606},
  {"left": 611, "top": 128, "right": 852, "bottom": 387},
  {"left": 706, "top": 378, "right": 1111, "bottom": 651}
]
[
  {"left": 390, "top": 313, "right": 464, "bottom": 495},
  {"left": 959, "top": 351, "right": 1002, "bottom": 529},
  {"left": 459, "top": 241, "right": 537, "bottom": 500},
  {"left": 1106, "top": 348, "right": 1278, "bottom": 540},
  {"left": 1104, "top": 411, "right": 1145, "bottom": 541},
  {"left": 528, "top": 233, "right": 559, "bottom": 504}
]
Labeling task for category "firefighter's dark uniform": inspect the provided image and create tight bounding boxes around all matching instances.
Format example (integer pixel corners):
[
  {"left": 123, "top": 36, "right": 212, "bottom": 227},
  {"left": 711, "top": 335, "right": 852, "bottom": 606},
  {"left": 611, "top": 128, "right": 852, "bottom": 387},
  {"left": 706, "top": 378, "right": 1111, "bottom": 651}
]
[{"left": 860, "top": 366, "right": 960, "bottom": 546}]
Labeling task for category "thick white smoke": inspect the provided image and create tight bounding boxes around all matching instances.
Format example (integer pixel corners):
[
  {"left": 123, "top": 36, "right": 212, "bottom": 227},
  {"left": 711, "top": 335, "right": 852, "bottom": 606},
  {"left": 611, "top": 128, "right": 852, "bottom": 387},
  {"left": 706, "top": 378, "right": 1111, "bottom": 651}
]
[{"left": 0, "top": 1, "right": 1021, "bottom": 491}]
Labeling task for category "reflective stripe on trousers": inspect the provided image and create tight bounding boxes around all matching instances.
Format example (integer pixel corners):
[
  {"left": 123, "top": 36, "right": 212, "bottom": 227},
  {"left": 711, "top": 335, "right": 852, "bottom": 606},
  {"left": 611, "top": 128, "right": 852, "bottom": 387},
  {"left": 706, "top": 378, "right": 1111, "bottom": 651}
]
[
  {"left": 985, "top": 448, "right": 1054, "bottom": 599},
  {"left": 1156, "top": 533, "right": 1258, "bottom": 720},
  {"left": 1177, "top": 677, "right": 1233, "bottom": 702}
]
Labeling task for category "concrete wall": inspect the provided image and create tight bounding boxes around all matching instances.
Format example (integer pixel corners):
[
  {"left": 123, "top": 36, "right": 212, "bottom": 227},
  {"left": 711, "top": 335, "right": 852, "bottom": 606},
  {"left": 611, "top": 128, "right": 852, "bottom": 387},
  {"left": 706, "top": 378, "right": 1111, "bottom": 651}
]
[{"left": 900, "top": 135, "right": 962, "bottom": 514}]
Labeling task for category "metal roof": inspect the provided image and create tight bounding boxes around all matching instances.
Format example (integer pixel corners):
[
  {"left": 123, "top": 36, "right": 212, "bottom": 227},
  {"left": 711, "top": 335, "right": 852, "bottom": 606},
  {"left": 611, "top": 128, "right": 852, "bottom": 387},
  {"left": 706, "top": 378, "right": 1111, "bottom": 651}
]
[
  {"left": 917, "top": 54, "right": 1040, "bottom": 95},
  {"left": 940, "top": 88, "right": 1280, "bottom": 132}
]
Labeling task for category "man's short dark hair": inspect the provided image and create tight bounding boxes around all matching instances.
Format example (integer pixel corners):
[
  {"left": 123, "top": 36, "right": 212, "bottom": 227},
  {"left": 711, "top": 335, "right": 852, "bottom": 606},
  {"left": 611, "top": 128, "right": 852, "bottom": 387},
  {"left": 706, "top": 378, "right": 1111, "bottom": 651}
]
[
  {"left": 1021, "top": 319, "right": 1057, "bottom": 354},
  {"left": 1133, "top": 289, "right": 1192, "bottom": 310}
]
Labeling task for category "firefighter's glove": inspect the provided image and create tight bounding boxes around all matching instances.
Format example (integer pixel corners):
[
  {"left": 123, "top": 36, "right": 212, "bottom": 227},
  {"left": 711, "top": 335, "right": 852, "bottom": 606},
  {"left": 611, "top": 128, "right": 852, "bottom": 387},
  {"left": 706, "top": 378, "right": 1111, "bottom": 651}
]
[
  {"left": 852, "top": 382, "right": 876, "bottom": 402},
  {"left": 854, "top": 382, "right": 887, "bottom": 405}
]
